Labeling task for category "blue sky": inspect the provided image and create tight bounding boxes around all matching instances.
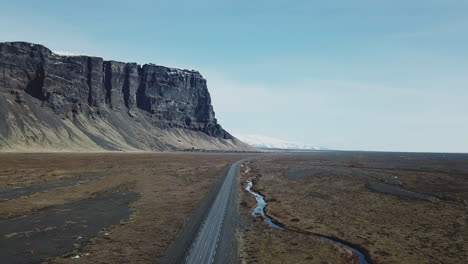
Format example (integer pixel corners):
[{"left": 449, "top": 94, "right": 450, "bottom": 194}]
[{"left": 1, "top": 1, "right": 467, "bottom": 152}]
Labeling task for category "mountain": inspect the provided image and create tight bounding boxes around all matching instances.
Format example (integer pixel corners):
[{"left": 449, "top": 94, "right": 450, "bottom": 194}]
[
  {"left": 235, "top": 134, "right": 324, "bottom": 150},
  {"left": 0, "top": 42, "right": 255, "bottom": 152}
]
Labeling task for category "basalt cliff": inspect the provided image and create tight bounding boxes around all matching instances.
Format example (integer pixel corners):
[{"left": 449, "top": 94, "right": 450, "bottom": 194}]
[{"left": 0, "top": 42, "right": 253, "bottom": 152}]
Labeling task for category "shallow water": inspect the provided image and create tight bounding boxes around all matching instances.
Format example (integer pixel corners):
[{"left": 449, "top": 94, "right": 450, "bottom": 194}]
[
  {"left": 245, "top": 181, "right": 283, "bottom": 229},
  {"left": 245, "top": 180, "right": 370, "bottom": 264}
]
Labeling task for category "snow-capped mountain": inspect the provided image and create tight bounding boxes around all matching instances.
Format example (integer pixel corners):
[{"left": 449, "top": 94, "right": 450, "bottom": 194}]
[{"left": 235, "top": 134, "right": 324, "bottom": 150}]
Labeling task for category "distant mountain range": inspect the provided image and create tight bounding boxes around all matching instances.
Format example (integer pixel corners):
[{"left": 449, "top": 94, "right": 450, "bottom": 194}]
[{"left": 235, "top": 134, "right": 326, "bottom": 150}]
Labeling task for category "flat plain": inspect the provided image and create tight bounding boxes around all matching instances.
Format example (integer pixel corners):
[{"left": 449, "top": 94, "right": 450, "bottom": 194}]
[
  {"left": 2, "top": 151, "right": 467, "bottom": 264},
  {"left": 0, "top": 152, "right": 247, "bottom": 263},
  {"left": 239, "top": 152, "right": 468, "bottom": 264}
]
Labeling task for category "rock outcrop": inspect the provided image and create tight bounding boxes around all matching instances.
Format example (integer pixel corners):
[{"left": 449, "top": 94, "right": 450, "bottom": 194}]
[{"left": 0, "top": 42, "right": 253, "bottom": 152}]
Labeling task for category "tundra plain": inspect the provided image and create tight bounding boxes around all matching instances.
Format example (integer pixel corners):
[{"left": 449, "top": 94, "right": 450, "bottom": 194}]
[
  {"left": 239, "top": 152, "right": 468, "bottom": 264},
  {"left": 0, "top": 152, "right": 247, "bottom": 263}
]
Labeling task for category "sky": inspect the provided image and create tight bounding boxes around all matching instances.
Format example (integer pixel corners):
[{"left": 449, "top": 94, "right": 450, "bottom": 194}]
[{"left": 1, "top": 0, "right": 467, "bottom": 152}]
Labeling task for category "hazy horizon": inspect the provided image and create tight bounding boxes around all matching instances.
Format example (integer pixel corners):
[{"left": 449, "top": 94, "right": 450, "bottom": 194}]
[{"left": 1, "top": 0, "right": 467, "bottom": 153}]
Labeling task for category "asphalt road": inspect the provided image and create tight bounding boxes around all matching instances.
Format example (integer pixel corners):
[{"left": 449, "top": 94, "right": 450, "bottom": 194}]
[{"left": 185, "top": 160, "right": 242, "bottom": 264}]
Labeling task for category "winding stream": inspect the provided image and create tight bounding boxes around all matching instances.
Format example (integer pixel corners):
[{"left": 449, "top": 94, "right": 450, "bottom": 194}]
[
  {"left": 245, "top": 180, "right": 370, "bottom": 264},
  {"left": 245, "top": 181, "right": 284, "bottom": 230}
]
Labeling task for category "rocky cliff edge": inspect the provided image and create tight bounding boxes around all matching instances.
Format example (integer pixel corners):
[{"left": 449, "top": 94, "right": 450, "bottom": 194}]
[{"left": 0, "top": 42, "right": 254, "bottom": 152}]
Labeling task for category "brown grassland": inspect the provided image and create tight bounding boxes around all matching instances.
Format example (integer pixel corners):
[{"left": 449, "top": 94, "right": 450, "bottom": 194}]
[
  {"left": 1, "top": 151, "right": 467, "bottom": 264},
  {"left": 0, "top": 152, "right": 246, "bottom": 263},
  {"left": 238, "top": 152, "right": 468, "bottom": 264}
]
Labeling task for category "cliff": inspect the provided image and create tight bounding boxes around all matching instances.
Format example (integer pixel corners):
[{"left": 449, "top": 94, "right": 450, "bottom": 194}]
[{"left": 0, "top": 42, "right": 254, "bottom": 152}]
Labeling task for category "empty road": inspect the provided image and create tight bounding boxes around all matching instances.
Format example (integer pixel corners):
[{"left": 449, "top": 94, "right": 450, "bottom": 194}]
[{"left": 185, "top": 160, "right": 242, "bottom": 264}]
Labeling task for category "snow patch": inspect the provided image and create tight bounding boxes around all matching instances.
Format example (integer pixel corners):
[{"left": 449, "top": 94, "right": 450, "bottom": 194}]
[
  {"left": 235, "top": 134, "right": 324, "bottom": 150},
  {"left": 52, "top": 51, "right": 86, "bottom": 57}
]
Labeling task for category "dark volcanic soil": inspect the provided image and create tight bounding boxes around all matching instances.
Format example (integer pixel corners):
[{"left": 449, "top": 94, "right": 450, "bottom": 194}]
[
  {"left": 0, "top": 189, "right": 138, "bottom": 264},
  {"left": 0, "top": 174, "right": 104, "bottom": 201}
]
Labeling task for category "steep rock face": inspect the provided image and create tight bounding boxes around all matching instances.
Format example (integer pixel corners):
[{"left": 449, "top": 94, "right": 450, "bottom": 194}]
[
  {"left": 0, "top": 42, "right": 230, "bottom": 137},
  {"left": 0, "top": 42, "right": 249, "bottom": 151}
]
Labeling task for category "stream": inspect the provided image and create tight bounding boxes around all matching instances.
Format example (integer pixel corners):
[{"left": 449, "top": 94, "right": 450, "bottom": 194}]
[
  {"left": 245, "top": 180, "right": 370, "bottom": 264},
  {"left": 245, "top": 181, "right": 284, "bottom": 230}
]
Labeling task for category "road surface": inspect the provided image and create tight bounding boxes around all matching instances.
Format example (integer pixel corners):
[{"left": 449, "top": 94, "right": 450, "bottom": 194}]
[{"left": 184, "top": 160, "right": 242, "bottom": 264}]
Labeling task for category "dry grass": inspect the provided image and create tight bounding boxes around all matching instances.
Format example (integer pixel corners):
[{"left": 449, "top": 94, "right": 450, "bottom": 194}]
[
  {"left": 238, "top": 160, "right": 359, "bottom": 264},
  {"left": 0, "top": 152, "right": 246, "bottom": 263},
  {"left": 244, "top": 153, "right": 468, "bottom": 264}
]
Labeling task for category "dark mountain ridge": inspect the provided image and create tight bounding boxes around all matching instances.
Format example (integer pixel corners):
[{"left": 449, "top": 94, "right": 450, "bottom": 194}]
[{"left": 0, "top": 41, "right": 253, "bottom": 151}]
